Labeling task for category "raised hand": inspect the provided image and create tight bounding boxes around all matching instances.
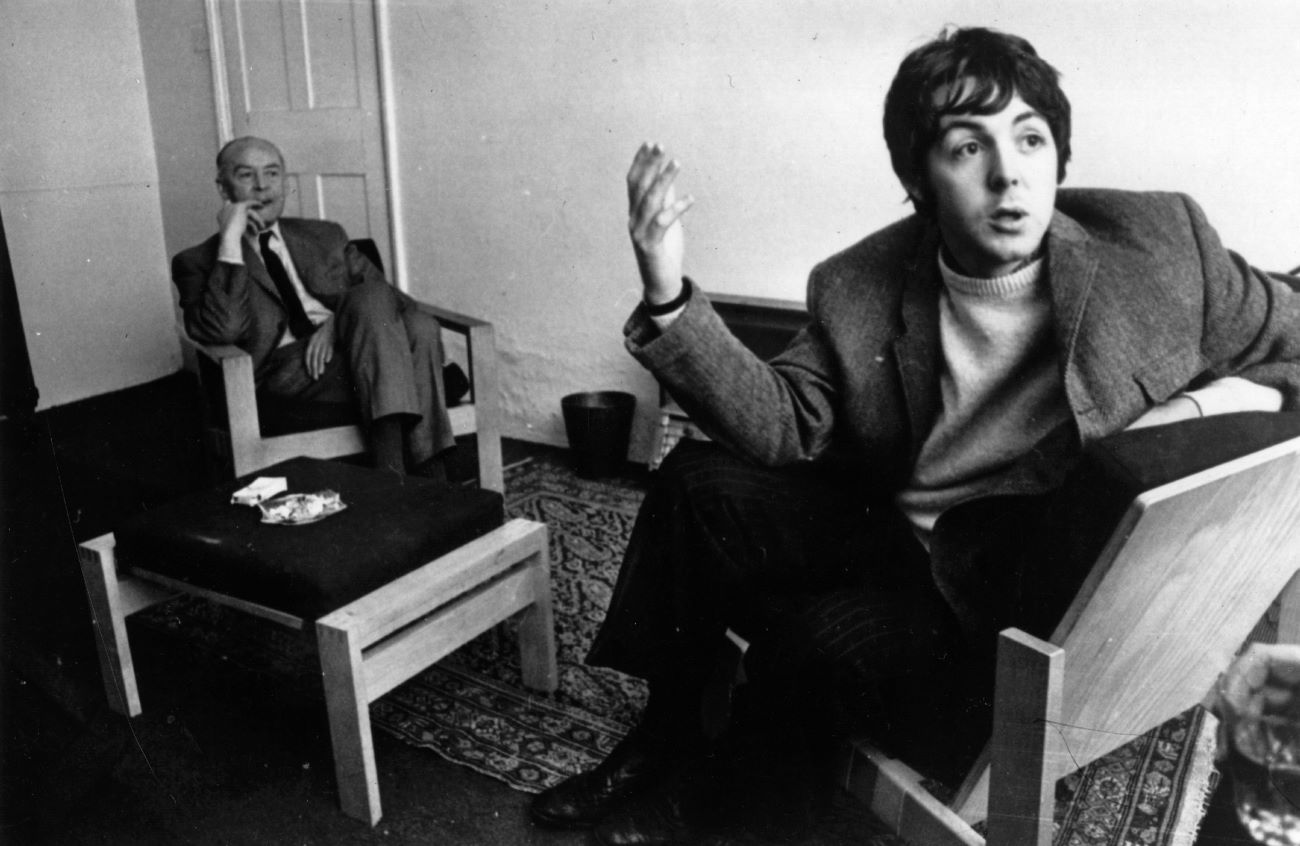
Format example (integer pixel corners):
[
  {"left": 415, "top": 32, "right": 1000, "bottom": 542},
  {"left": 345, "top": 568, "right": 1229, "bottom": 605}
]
[
  {"left": 626, "top": 142, "right": 695, "bottom": 304},
  {"left": 218, "top": 199, "right": 265, "bottom": 251}
]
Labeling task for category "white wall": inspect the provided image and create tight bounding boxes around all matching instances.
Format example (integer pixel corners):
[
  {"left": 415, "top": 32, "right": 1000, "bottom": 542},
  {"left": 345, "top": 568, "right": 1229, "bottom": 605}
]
[
  {"left": 135, "top": 0, "right": 221, "bottom": 264},
  {"left": 386, "top": 0, "right": 1300, "bottom": 461},
  {"left": 17, "top": 1, "right": 1300, "bottom": 450},
  {"left": 0, "top": 0, "right": 179, "bottom": 410}
]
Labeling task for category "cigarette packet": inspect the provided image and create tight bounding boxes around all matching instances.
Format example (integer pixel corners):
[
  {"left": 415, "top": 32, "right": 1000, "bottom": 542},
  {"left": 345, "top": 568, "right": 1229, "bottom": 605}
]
[{"left": 231, "top": 476, "right": 288, "bottom": 506}]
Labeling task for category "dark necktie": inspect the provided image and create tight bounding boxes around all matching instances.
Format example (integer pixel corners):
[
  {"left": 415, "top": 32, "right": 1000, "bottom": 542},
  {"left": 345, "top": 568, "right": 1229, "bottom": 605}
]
[{"left": 258, "top": 230, "right": 314, "bottom": 340}]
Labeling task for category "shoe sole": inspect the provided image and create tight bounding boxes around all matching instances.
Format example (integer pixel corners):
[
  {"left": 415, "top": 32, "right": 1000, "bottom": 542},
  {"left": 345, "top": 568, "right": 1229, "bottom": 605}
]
[{"left": 528, "top": 807, "right": 603, "bottom": 831}]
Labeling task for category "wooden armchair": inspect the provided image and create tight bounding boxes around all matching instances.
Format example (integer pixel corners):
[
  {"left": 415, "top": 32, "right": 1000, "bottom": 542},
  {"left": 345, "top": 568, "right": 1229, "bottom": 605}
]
[
  {"left": 180, "top": 240, "right": 503, "bottom": 492},
  {"left": 842, "top": 415, "right": 1300, "bottom": 846}
]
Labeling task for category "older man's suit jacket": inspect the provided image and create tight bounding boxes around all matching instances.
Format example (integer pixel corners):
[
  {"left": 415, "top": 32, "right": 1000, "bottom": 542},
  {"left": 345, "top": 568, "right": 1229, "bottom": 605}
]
[
  {"left": 173, "top": 217, "right": 412, "bottom": 381},
  {"left": 626, "top": 188, "right": 1300, "bottom": 640}
]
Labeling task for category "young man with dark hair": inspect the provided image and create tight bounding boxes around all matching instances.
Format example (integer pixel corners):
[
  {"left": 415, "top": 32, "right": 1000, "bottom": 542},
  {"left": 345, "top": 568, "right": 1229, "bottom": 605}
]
[
  {"left": 173, "top": 137, "right": 456, "bottom": 478},
  {"left": 883, "top": 26, "right": 1073, "bottom": 216},
  {"left": 530, "top": 26, "right": 1300, "bottom": 845}
]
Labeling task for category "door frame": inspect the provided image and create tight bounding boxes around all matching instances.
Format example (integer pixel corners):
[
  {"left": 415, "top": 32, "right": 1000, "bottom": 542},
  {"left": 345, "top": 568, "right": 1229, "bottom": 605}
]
[{"left": 203, "top": 0, "right": 410, "bottom": 293}]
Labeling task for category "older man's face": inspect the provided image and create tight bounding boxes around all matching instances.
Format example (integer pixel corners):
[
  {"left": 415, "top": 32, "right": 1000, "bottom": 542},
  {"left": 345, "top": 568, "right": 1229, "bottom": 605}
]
[
  {"left": 217, "top": 141, "right": 286, "bottom": 229},
  {"left": 923, "top": 88, "right": 1058, "bottom": 277}
]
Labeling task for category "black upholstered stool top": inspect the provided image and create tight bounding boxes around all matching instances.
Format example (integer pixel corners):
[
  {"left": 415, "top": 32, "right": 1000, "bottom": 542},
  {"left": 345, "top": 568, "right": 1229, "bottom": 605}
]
[{"left": 115, "top": 457, "right": 505, "bottom": 621}]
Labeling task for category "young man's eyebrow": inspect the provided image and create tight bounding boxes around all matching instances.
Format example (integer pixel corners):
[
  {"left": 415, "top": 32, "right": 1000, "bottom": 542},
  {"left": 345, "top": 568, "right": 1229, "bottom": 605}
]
[{"left": 1010, "top": 109, "right": 1047, "bottom": 127}]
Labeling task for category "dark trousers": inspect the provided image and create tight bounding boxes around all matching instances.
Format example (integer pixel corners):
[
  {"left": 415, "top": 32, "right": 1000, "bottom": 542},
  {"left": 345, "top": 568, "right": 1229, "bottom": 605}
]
[
  {"left": 586, "top": 439, "right": 978, "bottom": 778},
  {"left": 259, "top": 280, "right": 454, "bottom": 465},
  {"left": 586, "top": 413, "right": 1300, "bottom": 788}
]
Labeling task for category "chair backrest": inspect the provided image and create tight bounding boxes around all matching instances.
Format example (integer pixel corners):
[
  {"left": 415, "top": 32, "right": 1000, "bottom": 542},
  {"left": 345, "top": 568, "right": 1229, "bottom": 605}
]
[
  {"left": 952, "top": 431, "right": 1300, "bottom": 822},
  {"left": 352, "top": 238, "right": 385, "bottom": 275},
  {"left": 1049, "top": 437, "right": 1300, "bottom": 769}
]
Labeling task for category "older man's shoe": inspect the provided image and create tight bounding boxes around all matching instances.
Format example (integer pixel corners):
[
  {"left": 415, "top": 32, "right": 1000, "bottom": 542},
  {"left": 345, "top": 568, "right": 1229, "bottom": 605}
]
[
  {"left": 529, "top": 725, "right": 680, "bottom": 829},
  {"left": 590, "top": 764, "right": 719, "bottom": 846}
]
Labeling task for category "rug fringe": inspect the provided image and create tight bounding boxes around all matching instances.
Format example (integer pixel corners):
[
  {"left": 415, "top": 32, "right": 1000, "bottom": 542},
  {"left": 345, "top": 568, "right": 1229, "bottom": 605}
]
[{"left": 1166, "top": 706, "right": 1220, "bottom": 846}]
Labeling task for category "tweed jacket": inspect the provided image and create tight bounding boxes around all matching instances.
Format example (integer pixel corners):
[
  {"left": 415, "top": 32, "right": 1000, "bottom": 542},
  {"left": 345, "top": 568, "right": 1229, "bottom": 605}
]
[
  {"left": 173, "top": 217, "right": 405, "bottom": 380},
  {"left": 626, "top": 188, "right": 1300, "bottom": 638}
]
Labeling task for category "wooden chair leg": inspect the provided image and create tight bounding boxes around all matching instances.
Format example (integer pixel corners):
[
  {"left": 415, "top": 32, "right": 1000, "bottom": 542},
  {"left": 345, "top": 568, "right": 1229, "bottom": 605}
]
[
  {"left": 317, "top": 622, "right": 382, "bottom": 826},
  {"left": 515, "top": 525, "right": 557, "bottom": 692},
  {"left": 77, "top": 534, "right": 173, "bottom": 717},
  {"left": 985, "top": 628, "right": 1064, "bottom": 846}
]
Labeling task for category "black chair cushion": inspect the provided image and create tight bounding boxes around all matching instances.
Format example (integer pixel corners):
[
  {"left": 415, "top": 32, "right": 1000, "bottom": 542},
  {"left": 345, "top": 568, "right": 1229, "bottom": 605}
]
[
  {"left": 1083, "top": 410, "right": 1300, "bottom": 493},
  {"left": 115, "top": 457, "right": 504, "bottom": 621}
]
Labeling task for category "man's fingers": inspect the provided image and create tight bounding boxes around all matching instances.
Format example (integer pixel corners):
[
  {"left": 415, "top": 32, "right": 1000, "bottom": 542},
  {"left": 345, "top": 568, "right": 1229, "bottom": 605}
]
[
  {"left": 626, "top": 142, "right": 659, "bottom": 193},
  {"left": 629, "top": 155, "right": 686, "bottom": 242},
  {"left": 305, "top": 325, "right": 334, "bottom": 380},
  {"left": 627, "top": 142, "right": 672, "bottom": 210},
  {"left": 652, "top": 195, "right": 696, "bottom": 232},
  {"left": 645, "top": 158, "right": 681, "bottom": 212}
]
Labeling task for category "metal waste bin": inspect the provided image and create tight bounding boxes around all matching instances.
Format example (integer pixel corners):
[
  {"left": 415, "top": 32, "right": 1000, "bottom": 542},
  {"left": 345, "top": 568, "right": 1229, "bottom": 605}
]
[{"left": 561, "top": 391, "right": 636, "bottom": 478}]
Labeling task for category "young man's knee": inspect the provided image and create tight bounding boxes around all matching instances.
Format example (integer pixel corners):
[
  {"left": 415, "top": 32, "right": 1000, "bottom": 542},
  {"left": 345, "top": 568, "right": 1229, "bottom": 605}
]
[
  {"left": 656, "top": 440, "right": 755, "bottom": 496},
  {"left": 655, "top": 440, "right": 825, "bottom": 519}
]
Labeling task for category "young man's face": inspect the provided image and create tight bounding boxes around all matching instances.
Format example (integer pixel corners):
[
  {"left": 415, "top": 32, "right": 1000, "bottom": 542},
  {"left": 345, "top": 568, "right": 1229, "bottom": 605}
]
[
  {"left": 921, "top": 89, "right": 1058, "bottom": 277},
  {"left": 217, "top": 140, "right": 286, "bottom": 229}
]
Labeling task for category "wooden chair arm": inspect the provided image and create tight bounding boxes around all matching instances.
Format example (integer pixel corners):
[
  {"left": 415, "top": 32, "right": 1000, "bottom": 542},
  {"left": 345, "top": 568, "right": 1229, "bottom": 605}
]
[
  {"left": 193, "top": 342, "right": 250, "bottom": 362},
  {"left": 414, "top": 301, "right": 492, "bottom": 334},
  {"left": 406, "top": 299, "right": 504, "bottom": 492},
  {"left": 462, "top": 317, "right": 503, "bottom": 493},
  {"left": 182, "top": 334, "right": 260, "bottom": 445},
  {"left": 178, "top": 331, "right": 244, "bottom": 361},
  {"left": 180, "top": 335, "right": 254, "bottom": 380}
]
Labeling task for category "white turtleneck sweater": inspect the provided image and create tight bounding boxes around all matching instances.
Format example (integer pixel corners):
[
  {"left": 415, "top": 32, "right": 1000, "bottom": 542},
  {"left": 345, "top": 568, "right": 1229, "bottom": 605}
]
[{"left": 895, "top": 252, "right": 1070, "bottom": 544}]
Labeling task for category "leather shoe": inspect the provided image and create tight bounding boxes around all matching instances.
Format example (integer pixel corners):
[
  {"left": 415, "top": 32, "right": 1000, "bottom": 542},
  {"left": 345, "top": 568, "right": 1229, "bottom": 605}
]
[
  {"left": 591, "top": 765, "right": 718, "bottom": 846},
  {"left": 529, "top": 725, "right": 682, "bottom": 829}
]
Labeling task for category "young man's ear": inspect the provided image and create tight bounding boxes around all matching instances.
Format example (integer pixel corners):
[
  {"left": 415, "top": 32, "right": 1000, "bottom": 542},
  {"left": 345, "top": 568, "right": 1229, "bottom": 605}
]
[{"left": 903, "top": 181, "right": 929, "bottom": 213}]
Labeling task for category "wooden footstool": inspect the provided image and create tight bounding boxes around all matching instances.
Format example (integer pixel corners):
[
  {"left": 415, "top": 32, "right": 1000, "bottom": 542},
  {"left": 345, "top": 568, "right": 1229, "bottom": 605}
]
[{"left": 77, "top": 457, "right": 556, "bottom": 826}]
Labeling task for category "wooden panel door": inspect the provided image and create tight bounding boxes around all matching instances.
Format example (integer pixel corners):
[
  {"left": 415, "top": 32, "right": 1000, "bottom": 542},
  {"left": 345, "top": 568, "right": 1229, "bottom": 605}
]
[{"left": 217, "top": 0, "right": 390, "bottom": 268}]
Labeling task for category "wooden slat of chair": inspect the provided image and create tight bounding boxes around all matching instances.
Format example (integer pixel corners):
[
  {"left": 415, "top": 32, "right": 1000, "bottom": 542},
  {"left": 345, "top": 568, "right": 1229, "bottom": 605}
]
[{"left": 985, "top": 629, "right": 1062, "bottom": 846}]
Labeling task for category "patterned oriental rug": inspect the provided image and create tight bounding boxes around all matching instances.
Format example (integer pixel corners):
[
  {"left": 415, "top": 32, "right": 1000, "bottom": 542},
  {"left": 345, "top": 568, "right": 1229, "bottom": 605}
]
[
  {"left": 134, "top": 453, "right": 1216, "bottom": 845},
  {"left": 370, "top": 456, "right": 651, "bottom": 791}
]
